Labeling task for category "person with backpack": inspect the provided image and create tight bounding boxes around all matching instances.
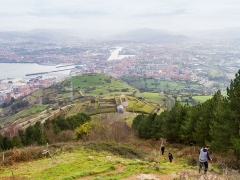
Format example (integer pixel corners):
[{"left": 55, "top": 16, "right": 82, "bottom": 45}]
[
  {"left": 199, "top": 145, "right": 212, "bottom": 174},
  {"left": 168, "top": 152, "right": 173, "bottom": 162}
]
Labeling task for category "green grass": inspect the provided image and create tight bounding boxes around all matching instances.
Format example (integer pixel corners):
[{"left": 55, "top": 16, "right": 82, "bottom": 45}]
[
  {"left": 31, "top": 90, "right": 43, "bottom": 97},
  {"left": 4, "top": 105, "right": 48, "bottom": 125},
  {"left": 0, "top": 142, "right": 193, "bottom": 180},
  {"left": 139, "top": 103, "right": 156, "bottom": 113},
  {"left": 177, "top": 97, "right": 182, "bottom": 101},
  {"left": 122, "top": 75, "right": 201, "bottom": 94},
  {"left": 135, "top": 92, "right": 164, "bottom": 105},
  {"left": 192, "top": 95, "right": 213, "bottom": 103}
]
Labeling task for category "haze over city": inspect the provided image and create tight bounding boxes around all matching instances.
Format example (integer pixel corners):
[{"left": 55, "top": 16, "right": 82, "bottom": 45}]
[{"left": 1, "top": 0, "right": 240, "bottom": 36}]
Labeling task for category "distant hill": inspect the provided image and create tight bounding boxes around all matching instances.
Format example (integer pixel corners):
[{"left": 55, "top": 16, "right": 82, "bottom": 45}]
[
  {"left": 0, "top": 29, "right": 78, "bottom": 42},
  {"left": 205, "top": 27, "right": 240, "bottom": 39},
  {"left": 182, "top": 27, "right": 240, "bottom": 39},
  {"left": 111, "top": 28, "right": 188, "bottom": 43}
]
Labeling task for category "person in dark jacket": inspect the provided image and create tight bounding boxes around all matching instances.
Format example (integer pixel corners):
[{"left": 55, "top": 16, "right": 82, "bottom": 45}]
[
  {"left": 199, "top": 145, "right": 212, "bottom": 174},
  {"left": 168, "top": 152, "right": 173, "bottom": 162},
  {"left": 161, "top": 145, "right": 165, "bottom": 155}
]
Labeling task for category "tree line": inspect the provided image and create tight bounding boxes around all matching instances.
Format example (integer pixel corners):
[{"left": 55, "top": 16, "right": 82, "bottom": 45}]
[
  {"left": 132, "top": 70, "right": 240, "bottom": 158},
  {"left": 0, "top": 113, "right": 90, "bottom": 151}
]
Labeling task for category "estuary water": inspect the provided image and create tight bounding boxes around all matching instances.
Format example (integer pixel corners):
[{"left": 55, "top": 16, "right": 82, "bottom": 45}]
[
  {"left": 0, "top": 63, "right": 74, "bottom": 79},
  {"left": 108, "top": 47, "right": 135, "bottom": 61}
]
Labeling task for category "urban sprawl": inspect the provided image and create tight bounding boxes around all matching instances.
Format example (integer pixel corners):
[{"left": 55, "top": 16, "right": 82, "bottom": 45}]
[{"left": 1, "top": 37, "right": 240, "bottom": 103}]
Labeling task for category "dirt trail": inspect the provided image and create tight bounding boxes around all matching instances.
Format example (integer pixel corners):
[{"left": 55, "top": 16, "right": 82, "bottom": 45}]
[
  {"left": 76, "top": 165, "right": 125, "bottom": 180},
  {"left": 122, "top": 173, "right": 177, "bottom": 180},
  {"left": 76, "top": 162, "right": 177, "bottom": 180}
]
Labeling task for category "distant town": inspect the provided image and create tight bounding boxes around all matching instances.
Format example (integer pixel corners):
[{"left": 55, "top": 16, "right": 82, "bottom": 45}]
[{"left": 1, "top": 29, "right": 240, "bottom": 103}]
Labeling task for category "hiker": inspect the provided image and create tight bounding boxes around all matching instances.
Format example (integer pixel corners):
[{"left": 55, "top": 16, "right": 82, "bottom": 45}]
[
  {"left": 161, "top": 145, "right": 165, "bottom": 155},
  {"left": 199, "top": 145, "right": 212, "bottom": 174},
  {"left": 168, "top": 153, "right": 173, "bottom": 162}
]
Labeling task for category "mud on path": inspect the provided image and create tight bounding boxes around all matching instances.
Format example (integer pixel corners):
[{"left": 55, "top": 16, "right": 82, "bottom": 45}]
[{"left": 76, "top": 164, "right": 178, "bottom": 180}]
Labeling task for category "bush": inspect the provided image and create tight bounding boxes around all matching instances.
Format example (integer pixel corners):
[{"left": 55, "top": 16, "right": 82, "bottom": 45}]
[
  {"left": 1, "top": 147, "right": 44, "bottom": 166},
  {"left": 83, "top": 141, "right": 147, "bottom": 159},
  {"left": 219, "top": 159, "right": 240, "bottom": 170},
  {"left": 187, "top": 156, "right": 198, "bottom": 166}
]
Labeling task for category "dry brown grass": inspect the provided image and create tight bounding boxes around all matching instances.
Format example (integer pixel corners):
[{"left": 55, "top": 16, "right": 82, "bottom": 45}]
[{"left": 177, "top": 170, "right": 240, "bottom": 180}]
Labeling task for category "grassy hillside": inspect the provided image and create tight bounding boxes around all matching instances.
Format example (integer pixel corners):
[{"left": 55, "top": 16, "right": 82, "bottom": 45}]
[
  {"left": 0, "top": 73, "right": 218, "bottom": 129},
  {"left": 0, "top": 141, "right": 238, "bottom": 180},
  {"left": 65, "top": 73, "right": 137, "bottom": 96},
  {"left": 0, "top": 74, "right": 165, "bottom": 131}
]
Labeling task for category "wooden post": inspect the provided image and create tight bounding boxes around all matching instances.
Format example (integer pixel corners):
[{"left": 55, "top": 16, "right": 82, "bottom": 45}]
[{"left": 2, "top": 152, "right": 4, "bottom": 163}]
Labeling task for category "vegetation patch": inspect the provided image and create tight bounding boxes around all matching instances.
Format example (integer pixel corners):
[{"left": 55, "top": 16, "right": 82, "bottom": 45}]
[{"left": 192, "top": 95, "right": 213, "bottom": 103}]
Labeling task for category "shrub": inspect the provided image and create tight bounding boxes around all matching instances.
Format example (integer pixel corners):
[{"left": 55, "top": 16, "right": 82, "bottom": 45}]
[
  {"left": 58, "top": 130, "right": 75, "bottom": 142},
  {"left": 1, "top": 147, "right": 44, "bottom": 166},
  {"left": 83, "top": 141, "right": 147, "bottom": 159},
  {"left": 187, "top": 156, "right": 198, "bottom": 166},
  {"left": 219, "top": 159, "right": 240, "bottom": 170}
]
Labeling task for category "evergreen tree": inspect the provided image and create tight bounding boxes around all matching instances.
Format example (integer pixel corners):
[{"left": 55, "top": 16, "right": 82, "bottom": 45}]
[
  {"left": 180, "top": 104, "right": 201, "bottom": 143},
  {"left": 192, "top": 99, "right": 214, "bottom": 146},
  {"left": 11, "top": 136, "right": 23, "bottom": 148},
  {"left": 132, "top": 114, "right": 145, "bottom": 131},
  {"left": 227, "top": 70, "right": 240, "bottom": 158},
  {"left": 2, "top": 136, "right": 12, "bottom": 150},
  {"left": 162, "top": 101, "right": 188, "bottom": 143},
  {"left": 208, "top": 91, "right": 232, "bottom": 152}
]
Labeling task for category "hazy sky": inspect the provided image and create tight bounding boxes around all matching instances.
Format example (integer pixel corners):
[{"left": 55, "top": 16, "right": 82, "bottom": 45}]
[{"left": 1, "top": 0, "right": 240, "bottom": 32}]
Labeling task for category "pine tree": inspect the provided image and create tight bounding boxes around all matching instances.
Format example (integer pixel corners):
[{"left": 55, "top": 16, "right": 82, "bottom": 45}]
[
  {"left": 227, "top": 70, "right": 240, "bottom": 158},
  {"left": 209, "top": 91, "right": 232, "bottom": 152}
]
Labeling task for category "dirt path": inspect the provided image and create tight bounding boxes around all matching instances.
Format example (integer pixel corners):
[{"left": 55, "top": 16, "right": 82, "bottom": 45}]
[
  {"left": 121, "top": 173, "right": 177, "bottom": 180},
  {"left": 76, "top": 162, "right": 179, "bottom": 180},
  {"left": 76, "top": 165, "right": 126, "bottom": 180}
]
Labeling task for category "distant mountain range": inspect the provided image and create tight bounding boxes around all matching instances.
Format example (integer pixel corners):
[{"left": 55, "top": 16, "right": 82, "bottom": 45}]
[
  {"left": 1, "top": 27, "right": 240, "bottom": 42},
  {"left": 110, "top": 28, "right": 188, "bottom": 43},
  {"left": 181, "top": 27, "right": 240, "bottom": 39},
  {"left": 0, "top": 29, "right": 77, "bottom": 42}
]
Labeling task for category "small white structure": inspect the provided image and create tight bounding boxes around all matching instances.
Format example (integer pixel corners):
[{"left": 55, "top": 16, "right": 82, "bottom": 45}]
[
  {"left": 122, "top": 101, "right": 128, "bottom": 107},
  {"left": 117, "top": 104, "right": 124, "bottom": 113}
]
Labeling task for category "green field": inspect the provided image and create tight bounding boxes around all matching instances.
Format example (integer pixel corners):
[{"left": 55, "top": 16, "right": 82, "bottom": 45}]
[
  {"left": 135, "top": 92, "right": 164, "bottom": 105},
  {"left": 3, "top": 105, "right": 49, "bottom": 125},
  {"left": 122, "top": 75, "right": 202, "bottom": 93},
  {"left": 65, "top": 73, "right": 137, "bottom": 97},
  {"left": 192, "top": 95, "right": 213, "bottom": 103}
]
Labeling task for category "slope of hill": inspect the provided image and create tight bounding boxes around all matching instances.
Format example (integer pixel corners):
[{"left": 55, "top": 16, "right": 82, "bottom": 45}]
[
  {"left": 0, "top": 29, "right": 78, "bottom": 42},
  {"left": 0, "top": 73, "right": 162, "bottom": 133},
  {"left": 0, "top": 141, "right": 237, "bottom": 180}
]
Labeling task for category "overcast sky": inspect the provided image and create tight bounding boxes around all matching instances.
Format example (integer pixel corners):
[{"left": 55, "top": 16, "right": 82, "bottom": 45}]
[{"left": 1, "top": 0, "right": 240, "bottom": 33}]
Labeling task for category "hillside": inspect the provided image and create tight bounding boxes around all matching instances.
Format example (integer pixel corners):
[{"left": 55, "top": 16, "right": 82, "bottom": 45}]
[
  {"left": 0, "top": 141, "right": 238, "bottom": 180},
  {"left": 1, "top": 72, "right": 240, "bottom": 179},
  {"left": 0, "top": 73, "right": 163, "bottom": 133}
]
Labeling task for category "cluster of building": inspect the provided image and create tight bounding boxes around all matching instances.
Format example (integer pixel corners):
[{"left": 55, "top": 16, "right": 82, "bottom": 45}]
[
  {"left": 0, "top": 77, "right": 65, "bottom": 104},
  {"left": 1, "top": 37, "right": 240, "bottom": 103}
]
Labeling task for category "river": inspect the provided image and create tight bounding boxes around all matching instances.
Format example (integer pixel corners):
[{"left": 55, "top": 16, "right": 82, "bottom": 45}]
[
  {"left": 108, "top": 47, "right": 135, "bottom": 61},
  {"left": 0, "top": 63, "right": 74, "bottom": 80}
]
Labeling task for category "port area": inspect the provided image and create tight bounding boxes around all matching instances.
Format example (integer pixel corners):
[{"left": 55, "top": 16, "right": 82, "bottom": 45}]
[{"left": 25, "top": 68, "right": 74, "bottom": 76}]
